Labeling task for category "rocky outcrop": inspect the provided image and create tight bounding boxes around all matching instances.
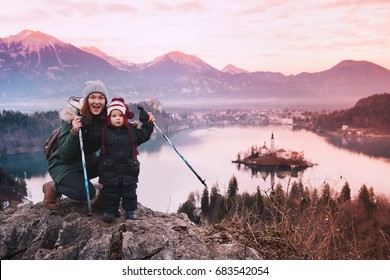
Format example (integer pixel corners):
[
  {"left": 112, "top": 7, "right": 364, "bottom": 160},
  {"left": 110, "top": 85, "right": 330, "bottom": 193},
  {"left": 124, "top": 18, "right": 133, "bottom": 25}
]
[{"left": 0, "top": 199, "right": 262, "bottom": 260}]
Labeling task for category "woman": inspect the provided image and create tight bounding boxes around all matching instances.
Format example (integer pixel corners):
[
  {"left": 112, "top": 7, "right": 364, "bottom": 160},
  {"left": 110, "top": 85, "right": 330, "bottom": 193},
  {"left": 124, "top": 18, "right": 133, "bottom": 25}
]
[{"left": 43, "top": 80, "right": 109, "bottom": 210}]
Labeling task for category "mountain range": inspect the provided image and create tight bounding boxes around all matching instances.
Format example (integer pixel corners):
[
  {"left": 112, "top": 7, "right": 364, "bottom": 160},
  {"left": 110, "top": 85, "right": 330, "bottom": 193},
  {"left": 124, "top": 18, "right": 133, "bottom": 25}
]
[{"left": 1, "top": 29, "right": 390, "bottom": 110}]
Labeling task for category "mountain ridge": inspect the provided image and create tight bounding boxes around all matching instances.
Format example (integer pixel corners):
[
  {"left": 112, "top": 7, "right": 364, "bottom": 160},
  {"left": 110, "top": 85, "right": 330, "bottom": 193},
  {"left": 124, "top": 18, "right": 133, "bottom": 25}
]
[{"left": 1, "top": 29, "right": 390, "bottom": 109}]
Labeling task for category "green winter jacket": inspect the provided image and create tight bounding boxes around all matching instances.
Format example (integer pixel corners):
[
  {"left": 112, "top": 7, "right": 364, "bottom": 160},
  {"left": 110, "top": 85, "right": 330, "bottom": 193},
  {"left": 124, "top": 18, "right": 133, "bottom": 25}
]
[{"left": 48, "top": 106, "right": 103, "bottom": 183}]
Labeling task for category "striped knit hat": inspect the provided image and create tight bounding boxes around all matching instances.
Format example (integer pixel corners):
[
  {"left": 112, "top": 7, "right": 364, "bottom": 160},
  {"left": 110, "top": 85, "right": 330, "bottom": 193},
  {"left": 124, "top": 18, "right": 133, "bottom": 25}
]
[
  {"left": 107, "top": 100, "right": 127, "bottom": 116},
  {"left": 106, "top": 97, "right": 135, "bottom": 120}
]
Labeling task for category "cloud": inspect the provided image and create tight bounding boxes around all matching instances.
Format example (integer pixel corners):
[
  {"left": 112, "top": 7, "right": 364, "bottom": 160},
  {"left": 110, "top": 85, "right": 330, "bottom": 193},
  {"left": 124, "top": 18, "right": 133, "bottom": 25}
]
[
  {"left": 177, "top": 0, "right": 204, "bottom": 11},
  {"left": 105, "top": 4, "right": 137, "bottom": 14},
  {"left": 1, "top": 0, "right": 390, "bottom": 74},
  {"left": 155, "top": 0, "right": 203, "bottom": 12}
]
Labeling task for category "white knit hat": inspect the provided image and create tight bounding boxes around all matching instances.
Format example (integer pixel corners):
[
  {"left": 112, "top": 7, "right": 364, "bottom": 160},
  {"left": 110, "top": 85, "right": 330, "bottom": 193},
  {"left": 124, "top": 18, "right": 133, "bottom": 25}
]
[
  {"left": 82, "top": 80, "right": 108, "bottom": 103},
  {"left": 107, "top": 100, "right": 126, "bottom": 116}
]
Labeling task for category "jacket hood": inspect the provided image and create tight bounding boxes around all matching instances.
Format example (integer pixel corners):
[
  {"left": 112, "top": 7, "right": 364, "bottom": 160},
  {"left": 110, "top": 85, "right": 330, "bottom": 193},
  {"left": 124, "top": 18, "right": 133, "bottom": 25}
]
[{"left": 59, "top": 105, "right": 78, "bottom": 123}]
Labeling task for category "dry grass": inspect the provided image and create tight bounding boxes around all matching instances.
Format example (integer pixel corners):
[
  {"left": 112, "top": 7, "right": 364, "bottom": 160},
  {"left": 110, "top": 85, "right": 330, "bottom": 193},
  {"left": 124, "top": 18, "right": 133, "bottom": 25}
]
[{"left": 202, "top": 188, "right": 390, "bottom": 260}]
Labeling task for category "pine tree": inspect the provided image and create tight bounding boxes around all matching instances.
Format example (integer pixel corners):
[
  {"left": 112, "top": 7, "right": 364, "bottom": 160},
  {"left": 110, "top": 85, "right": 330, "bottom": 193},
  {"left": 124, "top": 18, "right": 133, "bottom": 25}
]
[
  {"left": 201, "top": 186, "right": 209, "bottom": 215},
  {"left": 227, "top": 175, "right": 239, "bottom": 212},
  {"left": 319, "top": 182, "right": 332, "bottom": 206},
  {"left": 338, "top": 181, "right": 351, "bottom": 205},
  {"left": 255, "top": 185, "right": 264, "bottom": 216},
  {"left": 289, "top": 181, "right": 301, "bottom": 201},
  {"left": 209, "top": 183, "right": 222, "bottom": 223},
  {"left": 227, "top": 175, "right": 238, "bottom": 199},
  {"left": 358, "top": 184, "right": 376, "bottom": 211},
  {"left": 177, "top": 192, "right": 198, "bottom": 223}
]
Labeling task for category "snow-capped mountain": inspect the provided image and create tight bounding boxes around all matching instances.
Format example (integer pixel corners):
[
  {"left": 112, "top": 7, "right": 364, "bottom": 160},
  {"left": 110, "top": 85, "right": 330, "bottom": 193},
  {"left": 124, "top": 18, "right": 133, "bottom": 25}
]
[
  {"left": 143, "top": 50, "right": 218, "bottom": 73},
  {"left": 222, "top": 64, "right": 249, "bottom": 74},
  {"left": 0, "top": 30, "right": 128, "bottom": 103},
  {"left": 2, "top": 29, "right": 67, "bottom": 58},
  {"left": 1, "top": 29, "right": 390, "bottom": 109},
  {"left": 0, "top": 29, "right": 117, "bottom": 73}
]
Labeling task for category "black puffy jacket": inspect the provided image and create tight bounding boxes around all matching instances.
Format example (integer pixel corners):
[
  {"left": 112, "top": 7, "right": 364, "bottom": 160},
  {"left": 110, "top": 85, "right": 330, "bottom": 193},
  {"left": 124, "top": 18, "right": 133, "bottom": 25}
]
[{"left": 98, "top": 123, "right": 153, "bottom": 186}]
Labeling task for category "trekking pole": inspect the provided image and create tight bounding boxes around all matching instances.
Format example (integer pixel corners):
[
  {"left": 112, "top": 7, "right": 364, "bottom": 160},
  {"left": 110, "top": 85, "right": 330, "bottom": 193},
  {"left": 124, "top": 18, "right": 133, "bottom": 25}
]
[
  {"left": 68, "top": 96, "right": 93, "bottom": 216},
  {"left": 78, "top": 128, "right": 93, "bottom": 216},
  {"left": 137, "top": 106, "right": 207, "bottom": 188}
]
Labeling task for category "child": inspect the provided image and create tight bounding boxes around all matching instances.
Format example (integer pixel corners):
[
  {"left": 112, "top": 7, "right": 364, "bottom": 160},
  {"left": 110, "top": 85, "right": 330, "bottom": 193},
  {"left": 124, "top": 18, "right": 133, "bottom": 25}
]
[{"left": 98, "top": 97, "right": 154, "bottom": 223}]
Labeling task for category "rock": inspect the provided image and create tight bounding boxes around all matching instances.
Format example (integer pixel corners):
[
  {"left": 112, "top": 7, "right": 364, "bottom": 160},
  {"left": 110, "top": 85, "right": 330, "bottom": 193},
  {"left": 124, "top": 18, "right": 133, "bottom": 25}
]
[{"left": 0, "top": 199, "right": 262, "bottom": 260}]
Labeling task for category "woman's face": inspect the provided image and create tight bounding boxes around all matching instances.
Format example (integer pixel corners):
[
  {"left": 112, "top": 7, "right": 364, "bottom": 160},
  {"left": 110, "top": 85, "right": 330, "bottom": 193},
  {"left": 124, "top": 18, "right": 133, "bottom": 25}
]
[{"left": 87, "top": 93, "right": 106, "bottom": 115}]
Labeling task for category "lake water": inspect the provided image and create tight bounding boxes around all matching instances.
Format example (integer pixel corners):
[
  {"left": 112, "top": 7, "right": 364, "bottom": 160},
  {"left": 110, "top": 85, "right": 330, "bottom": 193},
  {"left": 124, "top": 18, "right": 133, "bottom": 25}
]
[{"left": 1, "top": 125, "right": 389, "bottom": 213}]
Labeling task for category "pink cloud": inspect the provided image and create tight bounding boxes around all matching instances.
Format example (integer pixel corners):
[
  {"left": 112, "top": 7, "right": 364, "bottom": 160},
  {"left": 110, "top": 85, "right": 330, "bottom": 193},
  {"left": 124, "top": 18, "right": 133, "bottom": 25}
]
[
  {"left": 177, "top": 0, "right": 203, "bottom": 11},
  {"left": 155, "top": 0, "right": 203, "bottom": 12},
  {"left": 105, "top": 4, "right": 137, "bottom": 14},
  {"left": 320, "top": 0, "right": 390, "bottom": 8}
]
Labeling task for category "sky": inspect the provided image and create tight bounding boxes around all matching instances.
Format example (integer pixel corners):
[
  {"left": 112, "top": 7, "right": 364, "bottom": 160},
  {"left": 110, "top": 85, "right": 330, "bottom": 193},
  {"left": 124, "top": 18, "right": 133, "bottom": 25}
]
[{"left": 1, "top": 0, "right": 390, "bottom": 75}]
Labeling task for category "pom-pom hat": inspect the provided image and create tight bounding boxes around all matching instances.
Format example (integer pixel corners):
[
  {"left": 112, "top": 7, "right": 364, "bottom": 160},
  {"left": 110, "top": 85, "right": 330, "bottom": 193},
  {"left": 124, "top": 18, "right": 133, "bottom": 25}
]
[
  {"left": 106, "top": 97, "right": 135, "bottom": 119},
  {"left": 107, "top": 100, "right": 127, "bottom": 116}
]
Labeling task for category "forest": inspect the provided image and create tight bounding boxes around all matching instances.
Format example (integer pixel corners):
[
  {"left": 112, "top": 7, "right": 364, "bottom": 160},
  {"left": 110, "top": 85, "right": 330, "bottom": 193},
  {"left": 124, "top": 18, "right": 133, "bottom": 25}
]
[
  {"left": 178, "top": 175, "right": 390, "bottom": 259},
  {"left": 0, "top": 166, "right": 27, "bottom": 207},
  {"left": 0, "top": 110, "right": 60, "bottom": 156},
  {"left": 298, "top": 93, "right": 390, "bottom": 133}
]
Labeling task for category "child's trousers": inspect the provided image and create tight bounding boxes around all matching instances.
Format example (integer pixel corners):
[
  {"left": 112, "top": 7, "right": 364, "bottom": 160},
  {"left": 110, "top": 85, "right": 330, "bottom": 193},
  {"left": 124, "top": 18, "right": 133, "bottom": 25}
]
[{"left": 102, "top": 183, "right": 137, "bottom": 214}]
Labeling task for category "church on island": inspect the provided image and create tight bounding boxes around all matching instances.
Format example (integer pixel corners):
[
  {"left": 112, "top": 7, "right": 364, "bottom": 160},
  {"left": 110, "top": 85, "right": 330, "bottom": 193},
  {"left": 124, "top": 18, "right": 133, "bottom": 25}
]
[
  {"left": 257, "top": 133, "right": 306, "bottom": 161},
  {"left": 233, "top": 133, "right": 312, "bottom": 168}
]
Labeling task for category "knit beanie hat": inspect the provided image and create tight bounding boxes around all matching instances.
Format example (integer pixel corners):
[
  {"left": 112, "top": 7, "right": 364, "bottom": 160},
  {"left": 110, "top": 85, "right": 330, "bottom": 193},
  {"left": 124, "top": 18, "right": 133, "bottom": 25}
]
[
  {"left": 107, "top": 100, "right": 127, "bottom": 117},
  {"left": 81, "top": 80, "right": 108, "bottom": 104},
  {"left": 107, "top": 97, "right": 135, "bottom": 120}
]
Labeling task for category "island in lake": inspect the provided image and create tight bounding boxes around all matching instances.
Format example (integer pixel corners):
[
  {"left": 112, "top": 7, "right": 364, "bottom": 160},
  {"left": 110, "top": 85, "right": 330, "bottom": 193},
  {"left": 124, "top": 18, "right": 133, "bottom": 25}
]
[{"left": 232, "top": 133, "right": 315, "bottom": 169}]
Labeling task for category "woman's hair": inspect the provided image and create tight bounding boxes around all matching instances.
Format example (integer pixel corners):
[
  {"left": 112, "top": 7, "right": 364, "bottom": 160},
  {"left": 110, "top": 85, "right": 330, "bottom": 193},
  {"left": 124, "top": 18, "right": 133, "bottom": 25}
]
[{"left": 81, "top": 99, "right": 107, "bottom": 121}]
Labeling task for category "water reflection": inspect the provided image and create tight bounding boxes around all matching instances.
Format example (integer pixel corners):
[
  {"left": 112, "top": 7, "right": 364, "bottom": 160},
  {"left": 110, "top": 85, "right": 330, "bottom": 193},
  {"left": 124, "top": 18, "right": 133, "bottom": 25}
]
[
  {"left": 234, "top": 163, "right": 310, "bottom": 189},
  {"left": 0, "top": 151, "right": 48, "bottom": 179},
  {"left": 292, "top": 127, "right": 390, "bottom": 159},
  {"left": 325, "top": 135, "right": 390, "bottom": 159},
  {"left": 0, "top": 152, "right": 44, "bottom": 208}
]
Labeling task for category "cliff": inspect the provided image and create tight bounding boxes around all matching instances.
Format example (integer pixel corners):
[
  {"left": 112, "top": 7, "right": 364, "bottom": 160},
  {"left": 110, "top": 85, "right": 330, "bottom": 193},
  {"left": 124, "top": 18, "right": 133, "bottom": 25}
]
[{"left": 0, "top": 199, "right": 262, "bottom": 260}]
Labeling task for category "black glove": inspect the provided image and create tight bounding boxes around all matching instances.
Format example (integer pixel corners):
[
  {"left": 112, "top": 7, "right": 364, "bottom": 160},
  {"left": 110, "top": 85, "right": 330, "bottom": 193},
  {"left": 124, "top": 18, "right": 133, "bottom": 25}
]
[
  {"left": 81, "top": 116, "right": 90, "bottom": 126},
  {"left": 138, "top": 106, "right": 149, "bottom": 123},
  {"left": 76, "top": 110, "right": 91, "bottom": 126}
]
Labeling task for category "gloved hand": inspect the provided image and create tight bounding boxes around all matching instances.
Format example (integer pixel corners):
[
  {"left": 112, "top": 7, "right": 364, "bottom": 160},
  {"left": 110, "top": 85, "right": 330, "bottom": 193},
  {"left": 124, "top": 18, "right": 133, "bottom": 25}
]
[
  {"left": 81, "top": 116, "right": 90, "bottom": 126},
  {"left": 138, "top": 106, "right": 149, "bottom": 123},
  {"left": 75, "top": 109, "right": 90, "bottom": 126}
]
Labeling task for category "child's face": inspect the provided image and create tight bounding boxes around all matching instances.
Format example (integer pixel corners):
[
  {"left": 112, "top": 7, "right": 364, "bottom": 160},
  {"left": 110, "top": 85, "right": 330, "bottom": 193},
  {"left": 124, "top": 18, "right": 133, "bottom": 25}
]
[{"left": 110, "top": 109, "right": 124, "bottom": 127}]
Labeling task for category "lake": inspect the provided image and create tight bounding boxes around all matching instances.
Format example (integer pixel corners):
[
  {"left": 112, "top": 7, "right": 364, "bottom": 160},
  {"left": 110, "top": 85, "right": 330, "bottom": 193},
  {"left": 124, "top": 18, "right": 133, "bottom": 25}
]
[{"left": 1, "top": 124, "right": 389, "bottom": 213}]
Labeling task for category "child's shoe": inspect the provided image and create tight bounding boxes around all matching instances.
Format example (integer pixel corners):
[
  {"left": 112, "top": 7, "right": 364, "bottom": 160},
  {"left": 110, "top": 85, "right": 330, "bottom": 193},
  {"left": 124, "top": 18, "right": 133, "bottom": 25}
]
[
  {"left": 102, "top": 212, "right": 115, "bottom": 223},
  {"left": 126, "top": 210, "right": 137, "bottom": 220}
]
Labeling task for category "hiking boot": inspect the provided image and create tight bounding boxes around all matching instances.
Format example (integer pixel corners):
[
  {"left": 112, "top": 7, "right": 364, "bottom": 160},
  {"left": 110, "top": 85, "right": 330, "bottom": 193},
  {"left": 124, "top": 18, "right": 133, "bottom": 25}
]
[
  {"left": 125, "top": 210, "right": 137, "bottom": 220},
  {"left": 102, "top": 212, "right": 115, "bottom": 223},
  {"left": 92, "top": 192, "right": 104, "bottom": 210},
  {"left": 42, "top": 181, "right": 60, "bottom": 210}
]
